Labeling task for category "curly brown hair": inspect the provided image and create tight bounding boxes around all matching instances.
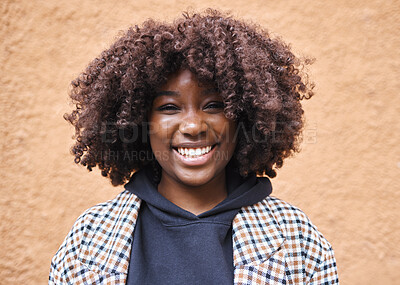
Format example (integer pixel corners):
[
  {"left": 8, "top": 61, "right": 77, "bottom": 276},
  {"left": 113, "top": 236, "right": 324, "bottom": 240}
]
[{"left": 64, "top": 9, "right": 314, "bottom": 186}]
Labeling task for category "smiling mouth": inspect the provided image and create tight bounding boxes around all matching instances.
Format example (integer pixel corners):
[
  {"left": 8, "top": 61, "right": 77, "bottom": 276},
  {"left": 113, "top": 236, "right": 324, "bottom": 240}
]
[{"left": 173, "top": 144, "right": 217, "bottom": 158}]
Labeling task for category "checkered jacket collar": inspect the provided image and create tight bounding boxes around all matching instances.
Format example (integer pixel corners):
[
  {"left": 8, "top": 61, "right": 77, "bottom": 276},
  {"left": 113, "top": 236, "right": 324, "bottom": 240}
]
[
  {"left": 232, "top": 198, "right": 286, "bottom": 267},
  {"left": 50, "top": 190, "right": 339, "bottom": 284},
  {"left": 86, "top": 191, "right": 286, "bottom": 275}
]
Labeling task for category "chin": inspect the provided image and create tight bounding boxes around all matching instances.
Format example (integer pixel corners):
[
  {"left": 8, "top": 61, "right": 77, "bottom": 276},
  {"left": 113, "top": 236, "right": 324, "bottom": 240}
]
[
  {"left": 172, "top": 167, "right": 221, "bottom": 187},
  {"left": 176, "top": 173, "right": 213, "bottom": 187}
]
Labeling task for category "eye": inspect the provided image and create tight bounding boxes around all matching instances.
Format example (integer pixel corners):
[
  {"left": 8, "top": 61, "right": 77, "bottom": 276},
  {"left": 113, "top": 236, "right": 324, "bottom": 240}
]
[
  {"left": 156, "top": 104, "right": 179, "bottom": 112},
  {"left": 204, "top": 101, "right": 224, "bottom": 110}
]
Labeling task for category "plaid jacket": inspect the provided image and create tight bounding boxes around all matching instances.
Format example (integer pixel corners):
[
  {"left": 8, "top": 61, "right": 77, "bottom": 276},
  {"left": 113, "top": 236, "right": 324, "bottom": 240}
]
[{"left": 49, "top": 190, "right": 338, "bottom": 284}]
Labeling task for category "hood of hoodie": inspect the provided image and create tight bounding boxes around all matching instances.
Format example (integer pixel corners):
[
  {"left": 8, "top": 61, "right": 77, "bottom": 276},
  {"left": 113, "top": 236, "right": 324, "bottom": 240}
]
[{"left": 125, "top": 163, "right": 272, "bottom": 225}]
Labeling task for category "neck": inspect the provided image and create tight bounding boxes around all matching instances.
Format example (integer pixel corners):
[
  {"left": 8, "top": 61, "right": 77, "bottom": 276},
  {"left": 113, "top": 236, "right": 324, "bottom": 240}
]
[{"left": 157, "top": 170, "right": 227, "bottom": 216}]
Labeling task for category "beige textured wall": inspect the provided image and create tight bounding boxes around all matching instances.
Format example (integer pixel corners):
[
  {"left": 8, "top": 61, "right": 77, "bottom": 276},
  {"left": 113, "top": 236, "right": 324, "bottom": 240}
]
[{"left": 1, "top": 0, "right": 399, "bottom": 284}]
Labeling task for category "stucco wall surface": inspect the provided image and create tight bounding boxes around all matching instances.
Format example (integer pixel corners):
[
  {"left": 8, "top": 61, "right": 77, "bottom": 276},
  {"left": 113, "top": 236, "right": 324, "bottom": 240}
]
[{"left": 1, "top": 0, "right": 399, "bottom": 284}]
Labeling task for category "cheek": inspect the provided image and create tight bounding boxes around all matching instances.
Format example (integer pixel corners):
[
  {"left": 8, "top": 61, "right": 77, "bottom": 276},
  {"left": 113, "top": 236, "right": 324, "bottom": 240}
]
[
  {"left": 212, "top": 118, "right": 238, "bottom": 154},
  {"left": 149, "top": 128, "right": 165, "bottom": 149},
  {"left": 148, "top": 117, "right": 175, "bottom": 149},
  {"left": 148, "top": 118, "right": 162, "bottom": 150},
  {"left": 148, "top": 129, "right": 168, "bottom": 166},
  {"left": 228, "top": 126, "right": 238, "bottom": 153},
  {"left": 222, "top": 119, "right": 238, "bottom": 144}
]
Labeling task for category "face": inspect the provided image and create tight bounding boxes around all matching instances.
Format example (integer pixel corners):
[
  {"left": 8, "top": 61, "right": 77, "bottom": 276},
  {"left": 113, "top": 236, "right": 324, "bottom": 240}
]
[{"left": 148, "top": 69, "right": 237, "bottom": 188}]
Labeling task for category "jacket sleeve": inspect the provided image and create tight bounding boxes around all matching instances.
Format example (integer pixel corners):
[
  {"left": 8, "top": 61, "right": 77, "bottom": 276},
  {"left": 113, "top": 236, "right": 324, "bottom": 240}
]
[
  {"left": 49, "top": 213, "right": 86, "bottom": 284},
  {"left": 308, "top": 247, "right": 339, "bottom": 284},
  {"left": 48, "top": 191, "right": 137, "bottom": 285}
]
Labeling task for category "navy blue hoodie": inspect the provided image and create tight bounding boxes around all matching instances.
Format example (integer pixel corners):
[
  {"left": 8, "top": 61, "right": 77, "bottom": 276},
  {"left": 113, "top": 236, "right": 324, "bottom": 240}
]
[{"left": 125, "top": 164, "right": 272, "bottom": 285}]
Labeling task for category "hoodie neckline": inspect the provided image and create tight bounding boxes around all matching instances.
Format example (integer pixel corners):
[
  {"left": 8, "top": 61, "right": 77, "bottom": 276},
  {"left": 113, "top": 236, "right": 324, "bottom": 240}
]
[{"left": 125, "top": 164, "right": 272, "bottom": 223}]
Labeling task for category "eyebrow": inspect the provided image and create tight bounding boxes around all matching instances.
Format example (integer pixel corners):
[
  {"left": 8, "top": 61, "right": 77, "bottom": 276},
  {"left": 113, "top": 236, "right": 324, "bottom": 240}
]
[
  {"left": 155, "top": 90, "right": 179, "bottom": 97},
  {"left": 155, "top": 88, "right": 219, "bottom": 97}
]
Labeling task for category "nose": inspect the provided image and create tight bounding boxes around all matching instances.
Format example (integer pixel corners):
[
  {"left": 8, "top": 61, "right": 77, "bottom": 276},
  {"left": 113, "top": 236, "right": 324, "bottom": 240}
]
[{"left": 179, "top": 113, "right": 208, "bottom": 136}]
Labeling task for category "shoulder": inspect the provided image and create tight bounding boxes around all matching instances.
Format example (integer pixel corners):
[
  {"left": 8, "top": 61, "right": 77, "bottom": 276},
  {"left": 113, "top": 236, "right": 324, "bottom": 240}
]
[
  {"left": 235, "top": 196, "right": 338, "bottom": 283},
  {"left": 49, "top": 190, "right": 140, "bottom": 284},
  {"left": 237, "top": 195, "right": 334, "bottom": 254},
  {"left": 73, "top": 190, "right": 140, "bottom": 225},
  {"left": 60, "top": 190, "right": 140, "bottom": 240},
  {"left": 245, "top": 196, "right": 338, "bottom": 283},
  {"left": 263, "top": 196, "right": 333, "bottom": 250}
]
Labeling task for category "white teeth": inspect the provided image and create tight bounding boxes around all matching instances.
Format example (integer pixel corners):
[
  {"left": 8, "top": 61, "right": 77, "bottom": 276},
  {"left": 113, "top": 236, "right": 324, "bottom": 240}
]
[{"left": 176, "top": 146, "right": 213, "bottom": 157}]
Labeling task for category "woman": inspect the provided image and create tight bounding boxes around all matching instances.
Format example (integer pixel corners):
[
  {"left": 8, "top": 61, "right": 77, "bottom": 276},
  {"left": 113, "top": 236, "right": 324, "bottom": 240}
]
[{"left": 50, "top": 9, "right": 339, "bottom": 284}]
